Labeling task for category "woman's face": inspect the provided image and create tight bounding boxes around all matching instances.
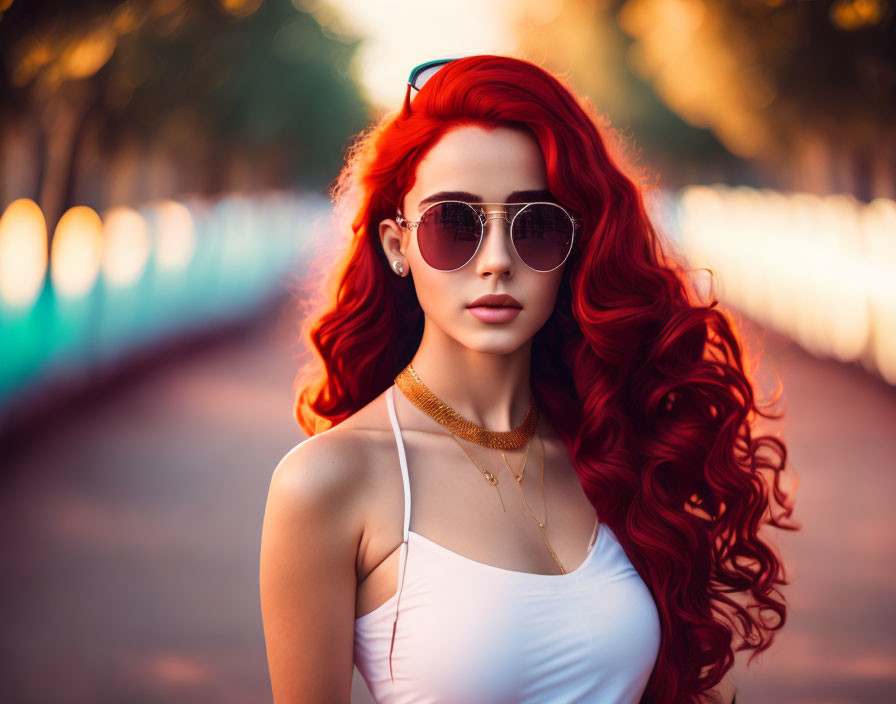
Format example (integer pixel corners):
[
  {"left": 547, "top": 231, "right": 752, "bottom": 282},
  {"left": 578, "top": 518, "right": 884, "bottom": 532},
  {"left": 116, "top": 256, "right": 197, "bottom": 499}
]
[{"left": 379, "top": 125, "right": 567, "bottom": 355}]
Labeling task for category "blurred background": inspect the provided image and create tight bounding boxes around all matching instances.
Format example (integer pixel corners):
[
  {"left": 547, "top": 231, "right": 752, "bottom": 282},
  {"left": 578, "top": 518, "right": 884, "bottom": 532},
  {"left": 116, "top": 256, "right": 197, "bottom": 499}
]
[{"left": 0, "top": 0, "right": 894, "bottom": 702}]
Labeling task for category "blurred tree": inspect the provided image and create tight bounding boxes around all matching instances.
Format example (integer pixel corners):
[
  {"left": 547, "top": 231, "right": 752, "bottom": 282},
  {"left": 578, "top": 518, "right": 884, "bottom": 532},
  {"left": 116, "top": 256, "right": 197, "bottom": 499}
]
[
  {"left": 513, "top": 0, "right": 752, "bottom": 191},
  {"left": 0, "top": 0, "right": 369, "bottom": 234},
  {"left": 515, "top": 0, "right": 895, "bottom": 197},
  {"left": 615, "top": 0, "right": 896, "bottom": 198}
]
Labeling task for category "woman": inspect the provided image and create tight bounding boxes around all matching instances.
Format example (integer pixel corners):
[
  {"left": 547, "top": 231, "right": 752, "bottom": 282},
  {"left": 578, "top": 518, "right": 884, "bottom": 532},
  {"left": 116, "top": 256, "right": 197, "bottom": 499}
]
[{"left": 260, "top": 55, "right": 796, "bottom": 703}]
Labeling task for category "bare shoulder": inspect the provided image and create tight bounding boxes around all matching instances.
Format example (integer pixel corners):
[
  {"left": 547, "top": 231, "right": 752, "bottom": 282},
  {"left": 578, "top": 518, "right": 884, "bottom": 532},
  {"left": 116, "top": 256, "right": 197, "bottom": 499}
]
[
  {"left": 269, "top": 428, "right": 370, "bottom": 512},
  {"left": 260, "top": 424, "right": 378, "bottom": 703},
  {"left": 272, "top": 385, "right": 395, "bottom": 488},
  {"left": 266, "top": 386, "right": 398, "bottom": 547}
]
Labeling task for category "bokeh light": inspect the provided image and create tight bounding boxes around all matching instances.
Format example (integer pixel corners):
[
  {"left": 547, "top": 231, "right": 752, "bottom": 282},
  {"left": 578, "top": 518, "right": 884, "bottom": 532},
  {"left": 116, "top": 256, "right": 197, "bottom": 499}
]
[
  {"left": 101, "top": 206, "right": 151, "bottom": 287},
  {"left": 50, "top": 205, "right": 104, "bottom": 299},
  {"left": 60, "top": 25, "right": 116, "bottom": 79},
  {"left": 0, "top": 198, "right": 48, "bottom": 310},
  {"left": 674, "top": 185, "right": 896, "bottom": 382},
  {"left": 154, "top": 200, "right": 195, "bottom": 272},
  {"left": 219, "top": 0, "right": 263, "bottom": 19},
  {"left": 830, "top": 0, "right": 886, "bottom": 30},
  {"left": 862, "top": 197, "right": 896, "bottom": 384}
]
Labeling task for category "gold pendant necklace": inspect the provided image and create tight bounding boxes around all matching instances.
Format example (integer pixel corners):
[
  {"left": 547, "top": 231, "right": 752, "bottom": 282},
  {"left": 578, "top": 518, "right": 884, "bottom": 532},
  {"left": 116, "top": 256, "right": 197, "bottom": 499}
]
[
  {"left": 528, "top": 436, "right": 565, "bottom": 573},
  {"left": 451, "top": 433, "right": 565, "bottom": 574},
  {"left": 502, "top": 440, "right": 530, "bottom": 484},
  {"left": 393, "top": 364, "right": 565, "bottom": 573}
]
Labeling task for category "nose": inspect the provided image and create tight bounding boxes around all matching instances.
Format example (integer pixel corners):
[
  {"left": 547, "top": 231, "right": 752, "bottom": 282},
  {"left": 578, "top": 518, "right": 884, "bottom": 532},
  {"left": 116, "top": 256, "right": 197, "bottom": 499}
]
[{"left": 474, "top": 208, "right": 515, "bottom": 277}]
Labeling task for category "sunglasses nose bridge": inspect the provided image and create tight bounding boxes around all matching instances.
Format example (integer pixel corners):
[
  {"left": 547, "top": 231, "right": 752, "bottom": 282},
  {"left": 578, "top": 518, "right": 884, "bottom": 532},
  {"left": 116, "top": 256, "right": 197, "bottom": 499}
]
[
  {"left": 480, "top": 207, "right": 511, "bottom": 227},
  {"left": 477, "top": 210, "right": 519, "bottom": 272},
  {"left": 480, "top": 209, "right": 512, "bottom": 240}
]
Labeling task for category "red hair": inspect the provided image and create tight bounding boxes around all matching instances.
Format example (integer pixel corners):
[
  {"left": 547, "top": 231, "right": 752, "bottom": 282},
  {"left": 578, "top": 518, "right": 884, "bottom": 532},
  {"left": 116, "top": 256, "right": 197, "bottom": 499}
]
[{"left": 293, "top": 55, "right": 798, "bottom": 702}]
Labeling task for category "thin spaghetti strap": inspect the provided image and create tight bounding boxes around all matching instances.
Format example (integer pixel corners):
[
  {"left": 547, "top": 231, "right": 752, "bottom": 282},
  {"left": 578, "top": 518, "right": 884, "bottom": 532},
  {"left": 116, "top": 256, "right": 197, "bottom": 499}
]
[
  {"left": 385, "top": 384, "right": 412, "bottom": 683},
  {"left": 587, "top": 514, "right": 600, "bottom": 550},
  {"left": 385, "top": 385, "right": 412, "bottom": 541}
]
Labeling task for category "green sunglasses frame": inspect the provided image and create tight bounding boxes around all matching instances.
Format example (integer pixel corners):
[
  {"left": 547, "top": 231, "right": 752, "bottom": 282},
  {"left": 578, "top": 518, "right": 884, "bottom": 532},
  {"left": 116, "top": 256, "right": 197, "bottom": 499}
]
[{"left": 407, "top": 58, "right": 461, "bottom": 95}]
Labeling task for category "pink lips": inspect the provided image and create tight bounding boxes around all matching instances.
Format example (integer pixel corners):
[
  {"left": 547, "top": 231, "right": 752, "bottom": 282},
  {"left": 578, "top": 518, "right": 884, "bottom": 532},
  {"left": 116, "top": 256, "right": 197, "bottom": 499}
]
[
  {"left": 466, "top": 293, "right": 523, "bottom": 324},
  {"left": 467, "top": 293, "right": 522, "bottom": 308},
  {"left": 468, "top": 306, "right": 522, "bottom": 323}
]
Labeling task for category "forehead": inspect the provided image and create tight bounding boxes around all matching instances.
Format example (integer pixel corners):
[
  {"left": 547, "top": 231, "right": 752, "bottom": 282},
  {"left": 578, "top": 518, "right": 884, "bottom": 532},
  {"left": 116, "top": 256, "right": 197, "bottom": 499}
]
[{"left": 406, "top": 125, "right": 548, "bottom": 210}]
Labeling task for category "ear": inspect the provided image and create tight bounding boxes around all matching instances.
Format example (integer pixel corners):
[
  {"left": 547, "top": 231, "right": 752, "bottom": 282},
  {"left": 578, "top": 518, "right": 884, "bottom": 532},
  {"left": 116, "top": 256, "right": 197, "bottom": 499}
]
[{"left": 379, "top": 218, "right": 409, "bottom": 275}]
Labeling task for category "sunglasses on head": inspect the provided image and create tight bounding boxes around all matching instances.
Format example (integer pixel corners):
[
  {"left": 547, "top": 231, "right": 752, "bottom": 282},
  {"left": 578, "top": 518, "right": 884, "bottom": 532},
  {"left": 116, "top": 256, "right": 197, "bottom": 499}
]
[
  {"left": 408, "top": 58, "right": 460, "bottom": 96},
  {"left": 396, "top": 200, "right": 578, "bottom": 273}
]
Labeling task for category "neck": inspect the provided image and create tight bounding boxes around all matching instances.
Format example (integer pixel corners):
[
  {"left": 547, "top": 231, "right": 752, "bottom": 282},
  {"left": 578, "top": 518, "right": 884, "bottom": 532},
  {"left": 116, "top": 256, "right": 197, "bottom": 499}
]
[{"left": 407, "top": 324, "right": 534, "bottom": 432}]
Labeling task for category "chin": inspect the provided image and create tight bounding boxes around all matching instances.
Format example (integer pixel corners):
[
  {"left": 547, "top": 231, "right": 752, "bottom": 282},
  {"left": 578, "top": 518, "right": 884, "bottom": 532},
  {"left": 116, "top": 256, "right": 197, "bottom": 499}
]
[{"left": 459, "top": 330, "right": 533, "bottom": 355}]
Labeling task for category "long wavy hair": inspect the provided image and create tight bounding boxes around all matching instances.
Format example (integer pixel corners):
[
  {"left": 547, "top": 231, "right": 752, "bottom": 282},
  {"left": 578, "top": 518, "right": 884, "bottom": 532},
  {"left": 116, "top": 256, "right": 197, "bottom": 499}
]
[{"left": 293, "top": 55, "right": 798, "bottom": 702}]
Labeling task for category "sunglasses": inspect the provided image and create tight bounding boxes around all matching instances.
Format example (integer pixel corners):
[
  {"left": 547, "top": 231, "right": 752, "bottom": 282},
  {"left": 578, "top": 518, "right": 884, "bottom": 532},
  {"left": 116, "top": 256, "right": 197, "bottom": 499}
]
[{"left": 396, "top": 200, "right": 578, "bottom": 273}]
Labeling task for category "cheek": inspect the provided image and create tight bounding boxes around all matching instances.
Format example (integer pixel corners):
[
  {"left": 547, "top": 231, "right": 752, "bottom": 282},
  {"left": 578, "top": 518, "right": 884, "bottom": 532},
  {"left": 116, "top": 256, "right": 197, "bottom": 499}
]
[
  {"left": 412, "top": 268, "right": 463, "bottom": 316},
  {"left": 526, "top": 272, "right": 565, "bottom": 318}
]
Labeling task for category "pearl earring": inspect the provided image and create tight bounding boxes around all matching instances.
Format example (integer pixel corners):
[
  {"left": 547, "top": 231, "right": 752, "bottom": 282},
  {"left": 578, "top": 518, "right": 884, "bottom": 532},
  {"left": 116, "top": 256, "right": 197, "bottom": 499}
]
[{"left": 393, "top": 260, "right": 404, "bottom": 276}]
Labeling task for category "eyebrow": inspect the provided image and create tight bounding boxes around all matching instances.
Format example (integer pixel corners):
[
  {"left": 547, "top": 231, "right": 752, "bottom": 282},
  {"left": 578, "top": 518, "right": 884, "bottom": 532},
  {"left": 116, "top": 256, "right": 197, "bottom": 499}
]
[{"left": 416, "top": 189, "right": 557, "bottom": 209}]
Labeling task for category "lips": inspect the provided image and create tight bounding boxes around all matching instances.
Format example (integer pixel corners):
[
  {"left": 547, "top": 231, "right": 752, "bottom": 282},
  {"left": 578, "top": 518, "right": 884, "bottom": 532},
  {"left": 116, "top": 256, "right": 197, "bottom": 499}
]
[{"left": 467, "top": 293, "right": 522, "bottom": 309}]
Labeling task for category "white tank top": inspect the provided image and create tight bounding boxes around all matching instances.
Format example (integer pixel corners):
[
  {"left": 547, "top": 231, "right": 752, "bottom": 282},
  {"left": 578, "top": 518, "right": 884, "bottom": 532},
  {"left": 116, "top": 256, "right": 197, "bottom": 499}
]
[{"left": 353, "top": 385, "right": 662, "bottom": 703}]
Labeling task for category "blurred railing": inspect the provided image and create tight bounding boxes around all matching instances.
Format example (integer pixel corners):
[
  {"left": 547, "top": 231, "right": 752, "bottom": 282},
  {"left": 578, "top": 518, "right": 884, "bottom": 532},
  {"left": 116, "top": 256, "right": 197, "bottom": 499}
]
[
  {"left": 0, "top": 191, "right": 333, "bottom": 420},
  {"left": 653, "top": 185, "right": 896, "bottom": 386}
]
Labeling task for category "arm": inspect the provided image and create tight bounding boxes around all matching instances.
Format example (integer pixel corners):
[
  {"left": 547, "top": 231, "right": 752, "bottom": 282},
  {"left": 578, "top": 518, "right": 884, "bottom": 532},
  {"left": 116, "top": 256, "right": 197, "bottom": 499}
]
[{"left": 259, "top": 435, "right": 366, "bottom": 704}]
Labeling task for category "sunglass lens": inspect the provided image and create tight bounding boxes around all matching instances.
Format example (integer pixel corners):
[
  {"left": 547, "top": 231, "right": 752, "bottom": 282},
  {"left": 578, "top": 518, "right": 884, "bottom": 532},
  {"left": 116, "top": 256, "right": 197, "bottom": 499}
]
[
  {"left": 411, "top": 63, "right": 446, "bottom": 92},
  {"left": 417, "top": 202, "right": 482, "bottom": 271},
  {"left": 512, "top": 203, "right": 574, "bottom": 271}
]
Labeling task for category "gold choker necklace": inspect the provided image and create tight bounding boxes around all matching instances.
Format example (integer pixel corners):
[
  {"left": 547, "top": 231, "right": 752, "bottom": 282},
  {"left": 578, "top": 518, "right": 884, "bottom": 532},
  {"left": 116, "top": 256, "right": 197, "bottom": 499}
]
[{"left": 393, "top": 364, "right": 538, "bottom": 450}]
